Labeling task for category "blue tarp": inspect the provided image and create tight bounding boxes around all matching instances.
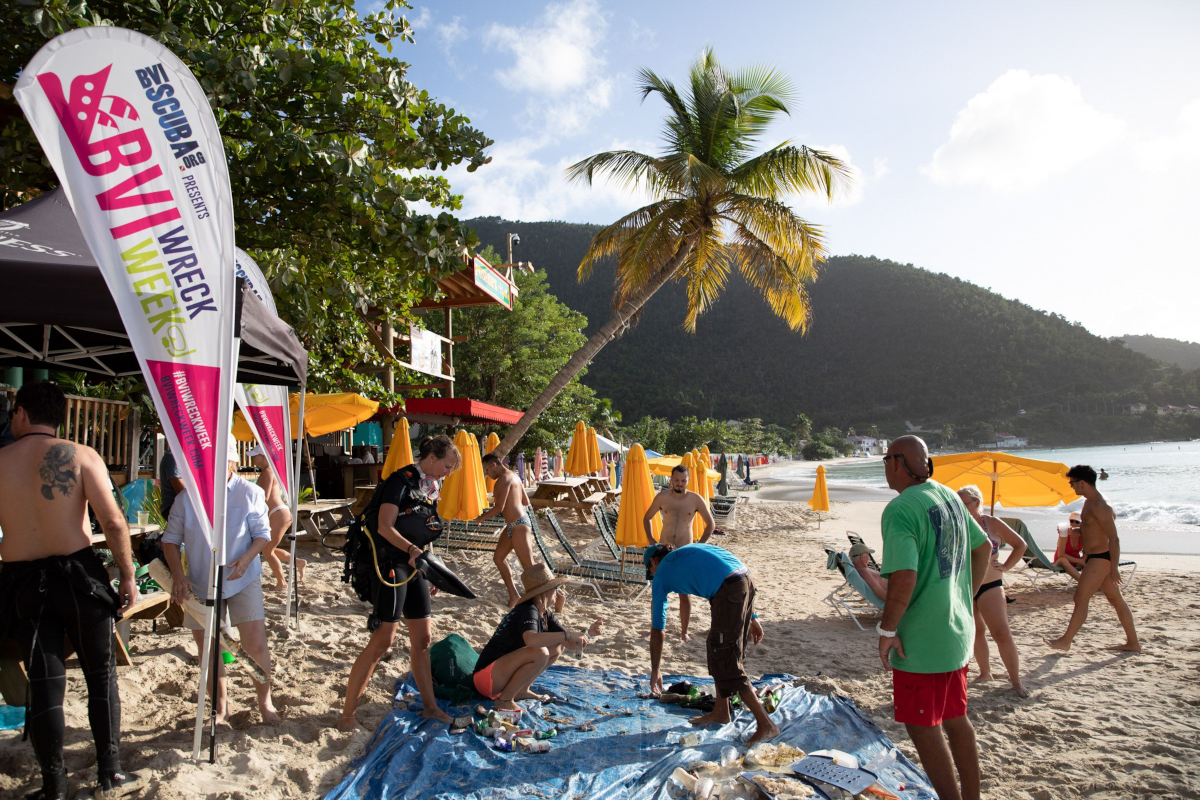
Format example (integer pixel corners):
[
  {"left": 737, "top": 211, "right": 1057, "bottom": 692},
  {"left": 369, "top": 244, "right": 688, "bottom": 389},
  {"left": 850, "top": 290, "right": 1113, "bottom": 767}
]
[
  {"left": 119, "top": 478, "right": 153, "bottom": 523},
  {"left": 323, "top": 666, "right": 935, "bottom": 800}
]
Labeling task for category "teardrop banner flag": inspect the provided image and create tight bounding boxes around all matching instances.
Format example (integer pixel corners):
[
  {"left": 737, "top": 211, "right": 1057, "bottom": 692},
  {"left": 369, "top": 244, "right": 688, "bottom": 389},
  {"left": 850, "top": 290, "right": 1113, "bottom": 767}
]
[
  {"left": 233, "top": 248, "right": 294, "bottom": 501},
  {"left": 14, "top": 27, "right": 236, "bottom": 552}
]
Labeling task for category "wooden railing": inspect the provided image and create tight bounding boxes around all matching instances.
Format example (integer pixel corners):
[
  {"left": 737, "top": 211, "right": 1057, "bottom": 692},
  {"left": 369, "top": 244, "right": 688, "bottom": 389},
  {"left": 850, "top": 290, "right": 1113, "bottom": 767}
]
[{"left": 63, "top": 395, "right": 136, "bottom": 470}]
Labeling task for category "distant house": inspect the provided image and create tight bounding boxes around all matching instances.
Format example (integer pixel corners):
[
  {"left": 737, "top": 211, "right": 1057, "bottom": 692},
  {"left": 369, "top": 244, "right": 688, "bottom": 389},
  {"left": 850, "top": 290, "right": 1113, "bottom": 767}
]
[
  {"left": 1157, "top": 405, "right": 1183, "bottom": 416},
  {"left": 845, "top": 435, "right": 888, "bottom": 455},
  {"left": 1123, "top": 403, "right": 1147, "bottom": 415},
  {"left": 995, "top": 432, "right": 1029, "bottom": 449},
  {"left": 1186, "top": 405, "right": 1200, "bottom": 417}
]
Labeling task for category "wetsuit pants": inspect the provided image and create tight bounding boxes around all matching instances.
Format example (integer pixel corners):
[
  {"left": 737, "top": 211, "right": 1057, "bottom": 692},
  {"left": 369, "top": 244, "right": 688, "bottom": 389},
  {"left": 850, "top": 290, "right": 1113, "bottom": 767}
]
[{"left": 2, "top": 548, "right": 121, "bottom": 795}]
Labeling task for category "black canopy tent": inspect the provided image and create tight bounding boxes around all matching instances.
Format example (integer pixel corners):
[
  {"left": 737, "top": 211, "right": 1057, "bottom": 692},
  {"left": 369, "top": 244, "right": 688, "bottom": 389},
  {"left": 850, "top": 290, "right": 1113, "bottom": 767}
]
[{"left": 0, "top": 189, "right": 307, "bottom": 386}]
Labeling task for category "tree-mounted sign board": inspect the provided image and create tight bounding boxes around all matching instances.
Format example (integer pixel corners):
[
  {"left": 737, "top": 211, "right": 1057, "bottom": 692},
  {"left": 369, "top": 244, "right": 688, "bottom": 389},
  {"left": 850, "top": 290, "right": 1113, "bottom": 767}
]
[{"left": 472, "top": 255, "right": 515, "bottom": 310}]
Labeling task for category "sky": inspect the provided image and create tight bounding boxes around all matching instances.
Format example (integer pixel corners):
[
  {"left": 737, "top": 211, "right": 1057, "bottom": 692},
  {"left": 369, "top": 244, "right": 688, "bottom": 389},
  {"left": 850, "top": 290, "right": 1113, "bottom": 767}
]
[{"left": 374, "top": 0, "right": 1200, "bottom": 343}]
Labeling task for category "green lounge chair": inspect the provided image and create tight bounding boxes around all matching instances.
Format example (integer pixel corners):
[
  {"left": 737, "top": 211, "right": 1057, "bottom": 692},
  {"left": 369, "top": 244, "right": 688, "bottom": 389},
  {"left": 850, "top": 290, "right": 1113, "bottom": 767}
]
[
  {"left": 1002, "top": 517, "right": 1137, "bottom": 590},
  {"left": 585, "top": 505, "right": 646, "bottom": 563},
  {"left": 527, "top": 511, "right": 648, "bottom": 602},
  {"left": 846, "top": 532, "right": 880, "bottom": 570},
  {"left": 822, "top": 549, "right": 884, "bottom": 630}
]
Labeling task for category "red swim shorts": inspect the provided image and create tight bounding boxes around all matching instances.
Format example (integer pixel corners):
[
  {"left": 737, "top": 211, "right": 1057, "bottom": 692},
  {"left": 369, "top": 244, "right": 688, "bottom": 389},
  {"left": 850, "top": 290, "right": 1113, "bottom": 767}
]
[
  {"left": 892, "top": 666, "right": 968, "bottom": 726},
  {"left": 473, "top": 662, "right": 501, "bottom": 700}
]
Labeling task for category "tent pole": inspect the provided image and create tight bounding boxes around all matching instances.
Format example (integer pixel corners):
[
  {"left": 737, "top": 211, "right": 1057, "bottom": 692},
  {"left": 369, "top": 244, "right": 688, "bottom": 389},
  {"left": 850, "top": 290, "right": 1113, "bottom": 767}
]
[
  {"left": 289, "top": 388, "right": 307, "bottom": 629},
  {"left": 990, "top": 458, "right": 997, "bottom": 515},
  {"left": 209, "top": 568, "right": 223, "bottom": 763}
]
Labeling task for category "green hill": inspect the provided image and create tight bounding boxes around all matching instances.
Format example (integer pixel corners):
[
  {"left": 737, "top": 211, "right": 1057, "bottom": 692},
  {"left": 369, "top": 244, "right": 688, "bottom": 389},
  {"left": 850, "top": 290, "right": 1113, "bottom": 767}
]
[
  {"left": 468, "top": 217, "right": 1199, "bottom": 443},
  {"left": 1120, "top": 334, "right": 1200, "bottom": 370}
]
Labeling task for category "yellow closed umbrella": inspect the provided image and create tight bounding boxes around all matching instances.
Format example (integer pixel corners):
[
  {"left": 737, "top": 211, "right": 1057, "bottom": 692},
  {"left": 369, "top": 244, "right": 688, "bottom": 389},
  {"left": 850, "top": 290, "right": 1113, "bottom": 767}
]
[
  {"left": 646, "top": 455, "right": 721, "bottom": 481},
  {"left": 438, "top": 430, "right": 486, "bottom": 521},
  {"left": 564, "top": 421, "right": 591, "bottom": 476},
  {"left": 809, "top": 464, "right": 830, "bottom": 511},
  {"left": 690, "top": 449, "right": 713, "bottom": 504},
  {"left": 555, "top": 449, "right": 564, "bottom": 477},
  {"left": 381, "top": 417, "right": 412, "bottom": 480},
  {"left": 616, "top": 445, "right": 660, "bottom": 548},
  {"left": 700, "top": 445, "right": 714, "bottom": 494},
  {"left": 233, "top": 392, "right": 379, "bottom": 440},
  {"left": 484, "top": 432, "right": 500, "bottom": 493},
  {"left": 587, "top": 427, "right": 602, "bottom": 474},
  {"left": 932, "top": 451, "right": 1079, "bottom": 513},
  {"left": 680, "top": 453, "right": 705, "bottom": 541}
]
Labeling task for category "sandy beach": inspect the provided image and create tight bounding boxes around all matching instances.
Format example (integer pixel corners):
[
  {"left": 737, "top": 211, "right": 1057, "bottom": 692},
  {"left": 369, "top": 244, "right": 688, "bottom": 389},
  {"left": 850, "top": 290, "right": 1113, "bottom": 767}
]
[{"left": 2, "top": 472, "right": 1198, "bottom": 799}]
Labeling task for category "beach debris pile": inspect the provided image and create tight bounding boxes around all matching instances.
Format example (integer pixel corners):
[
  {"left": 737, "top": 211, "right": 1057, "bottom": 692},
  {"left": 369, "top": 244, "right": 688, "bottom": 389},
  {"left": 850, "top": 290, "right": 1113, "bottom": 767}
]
[{"left": 464, "top": 705, "right": 557, "bottom": 753}]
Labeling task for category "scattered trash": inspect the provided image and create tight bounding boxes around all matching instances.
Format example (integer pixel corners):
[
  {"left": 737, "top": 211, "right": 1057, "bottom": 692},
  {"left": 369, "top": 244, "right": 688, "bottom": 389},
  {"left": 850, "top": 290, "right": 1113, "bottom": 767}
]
[
  {"left": 743, "top": 742, "right": 806, "bottom": 768},
  {"left": 719, "top": 745, "right": 740, "bottom": 767}
]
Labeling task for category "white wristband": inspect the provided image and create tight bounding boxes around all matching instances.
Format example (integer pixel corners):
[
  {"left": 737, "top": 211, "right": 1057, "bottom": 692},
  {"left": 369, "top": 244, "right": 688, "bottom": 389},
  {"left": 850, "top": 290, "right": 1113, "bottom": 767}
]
[{"left": 876, "top": 623, "right": 897, "bottom": 638}]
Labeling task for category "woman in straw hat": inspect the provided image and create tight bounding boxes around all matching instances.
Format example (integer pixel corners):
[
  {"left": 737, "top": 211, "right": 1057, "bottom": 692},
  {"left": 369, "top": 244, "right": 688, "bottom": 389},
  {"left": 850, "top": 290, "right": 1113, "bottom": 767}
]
[{"left": 473, "top": 564, "right": 603, "bottom": 711}]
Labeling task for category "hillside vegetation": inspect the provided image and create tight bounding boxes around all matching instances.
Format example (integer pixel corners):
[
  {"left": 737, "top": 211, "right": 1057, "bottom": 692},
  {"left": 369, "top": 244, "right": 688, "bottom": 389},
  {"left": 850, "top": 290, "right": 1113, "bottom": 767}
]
[
  {"left": 469, "top": 217, "right": 1200, "bottom": 444},
  {"left": 1120, "top": 334, "right": 1200, "bottom": 371}
]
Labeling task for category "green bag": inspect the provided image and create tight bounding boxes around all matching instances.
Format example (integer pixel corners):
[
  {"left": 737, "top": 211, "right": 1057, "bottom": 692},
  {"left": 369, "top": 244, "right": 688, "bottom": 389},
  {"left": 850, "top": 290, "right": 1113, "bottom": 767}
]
[{"left": 429, "top": 633, "right": 481, "bottom": 704}]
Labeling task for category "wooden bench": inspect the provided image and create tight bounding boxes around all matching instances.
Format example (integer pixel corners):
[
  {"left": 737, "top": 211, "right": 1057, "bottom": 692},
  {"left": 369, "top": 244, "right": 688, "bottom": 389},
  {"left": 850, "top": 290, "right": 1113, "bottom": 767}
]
[{"left": 297, "top": 500, "right": 355, "bottom": 538}]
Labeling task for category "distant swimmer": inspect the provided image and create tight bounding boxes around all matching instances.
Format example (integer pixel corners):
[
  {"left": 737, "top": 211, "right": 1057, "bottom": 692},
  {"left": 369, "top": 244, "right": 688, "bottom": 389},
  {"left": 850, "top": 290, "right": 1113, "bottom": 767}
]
[
  {"left": 1099, "top": 468, "right": 1109, "bottom": 480},
  {"left": 1045, "top": 465, "right": 1141, "bottom": 653},
  {"left": 643, "top": 464, "right": 715, "bottom": 641}
]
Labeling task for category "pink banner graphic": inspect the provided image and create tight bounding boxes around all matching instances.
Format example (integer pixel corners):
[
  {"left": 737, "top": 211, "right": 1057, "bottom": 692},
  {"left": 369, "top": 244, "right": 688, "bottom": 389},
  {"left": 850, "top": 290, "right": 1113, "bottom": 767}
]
[{"left": 15, "top": 27, "right": 237, "bottom": 553}]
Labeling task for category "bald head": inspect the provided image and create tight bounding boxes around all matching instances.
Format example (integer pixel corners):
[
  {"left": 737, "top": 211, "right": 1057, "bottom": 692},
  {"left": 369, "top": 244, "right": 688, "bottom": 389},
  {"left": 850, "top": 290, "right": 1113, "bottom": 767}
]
[{"left": 884, "top": 435, "right": 932, "bottom": 492}]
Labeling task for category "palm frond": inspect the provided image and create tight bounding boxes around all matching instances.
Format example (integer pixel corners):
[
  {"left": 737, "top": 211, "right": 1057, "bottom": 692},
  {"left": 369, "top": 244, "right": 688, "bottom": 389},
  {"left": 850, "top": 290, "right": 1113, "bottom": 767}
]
[
  {"left": 679, "top": 224, "right": 732, "bottom": 331},
  {"left": 565, "top": 150, "right": 679, "bottom": 198},
  {"left": 730, "top": 145, "right": 851, "bottom": 201},
  {"left": 578, "top": 199, "right": 679, "bottom": 281}
]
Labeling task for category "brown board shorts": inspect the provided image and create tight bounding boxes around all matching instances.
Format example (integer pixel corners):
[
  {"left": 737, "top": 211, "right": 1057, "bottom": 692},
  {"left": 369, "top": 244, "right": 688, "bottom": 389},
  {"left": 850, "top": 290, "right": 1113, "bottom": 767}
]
[{"left": 707, "top": 573, "right": 756, "bottom": 698}]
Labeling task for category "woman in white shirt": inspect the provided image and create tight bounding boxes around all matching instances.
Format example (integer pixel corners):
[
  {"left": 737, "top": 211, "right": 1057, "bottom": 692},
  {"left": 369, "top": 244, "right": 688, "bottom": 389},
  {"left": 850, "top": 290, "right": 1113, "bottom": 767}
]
[{"left": 162, "top": 443, "right": 279, "bottom": 724}]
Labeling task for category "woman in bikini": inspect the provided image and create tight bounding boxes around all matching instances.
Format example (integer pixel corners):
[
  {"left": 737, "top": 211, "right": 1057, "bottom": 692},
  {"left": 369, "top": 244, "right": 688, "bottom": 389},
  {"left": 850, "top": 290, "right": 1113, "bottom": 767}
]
[
  {"left": 1054, "top": 511, "right": 1086, "bottom": 580},
  {"left": 957, "top": 484, "right": 1030, "bottom": 697}
]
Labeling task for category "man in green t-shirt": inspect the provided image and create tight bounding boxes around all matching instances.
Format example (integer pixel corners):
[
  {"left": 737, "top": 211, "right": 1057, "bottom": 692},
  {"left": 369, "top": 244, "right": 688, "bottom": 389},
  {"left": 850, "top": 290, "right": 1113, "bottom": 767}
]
[{"left": 878, "top": 436, "right": 992, "bottom": 800}]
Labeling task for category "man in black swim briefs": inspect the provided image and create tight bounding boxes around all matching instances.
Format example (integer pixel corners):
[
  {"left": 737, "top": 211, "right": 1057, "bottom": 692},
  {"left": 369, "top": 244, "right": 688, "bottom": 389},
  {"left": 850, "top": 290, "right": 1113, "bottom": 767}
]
[{"left": 1045, "top": 465, "right": 1141, "bottom": 653}]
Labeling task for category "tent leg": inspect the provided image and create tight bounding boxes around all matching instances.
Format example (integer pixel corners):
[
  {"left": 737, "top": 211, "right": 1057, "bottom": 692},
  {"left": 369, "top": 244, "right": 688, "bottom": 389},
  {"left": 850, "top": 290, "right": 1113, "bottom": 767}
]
[
  {"left": 289, "top": 389, "right": 307, "bottom": 630},
  {"left": 209, "top": 570, "right": 224, "bottom": 764}
]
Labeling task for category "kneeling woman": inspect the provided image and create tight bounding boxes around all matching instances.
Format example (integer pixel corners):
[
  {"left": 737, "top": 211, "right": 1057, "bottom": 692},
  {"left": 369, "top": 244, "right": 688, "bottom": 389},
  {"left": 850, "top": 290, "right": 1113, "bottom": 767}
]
[
  {"left": 473, "top": 564, "right": 603, "bottom": 711},
  {"left": 339, "top": 435, "right": 460, "bottom": 730}
]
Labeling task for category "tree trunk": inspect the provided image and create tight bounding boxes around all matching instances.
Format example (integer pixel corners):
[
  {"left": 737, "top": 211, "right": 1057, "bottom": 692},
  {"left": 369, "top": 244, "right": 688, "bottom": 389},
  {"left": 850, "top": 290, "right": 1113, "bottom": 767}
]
[{"left": 494, "top": 240, "right": 695, "bottom": 458}]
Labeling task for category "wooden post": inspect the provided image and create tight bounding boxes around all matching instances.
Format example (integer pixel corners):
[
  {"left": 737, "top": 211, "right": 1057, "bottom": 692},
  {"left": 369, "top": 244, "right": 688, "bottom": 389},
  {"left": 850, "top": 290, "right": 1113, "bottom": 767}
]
[
  {"left": 382, "top": 319, "right": 394, "bottom": 448},
  {"left": 444, "top": 307, "right": 453, "bottom": 398},
  {"left": 127, "top": 407, "right": 140, "bottom": 485}
]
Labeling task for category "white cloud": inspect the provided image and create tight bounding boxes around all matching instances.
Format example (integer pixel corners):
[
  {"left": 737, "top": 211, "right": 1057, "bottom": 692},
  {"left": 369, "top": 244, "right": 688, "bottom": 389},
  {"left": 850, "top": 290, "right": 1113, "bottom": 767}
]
[
  {"left": 923, "top": 69, "right": 1126, "bottom": 192},
  {"left": 484, "top": 0, "right": 613, "bottom": 137},
  {"left": 1135, "top": 99, "right": 1200, "bottom": 172},
  {"left": 408, "top": 6, "right": 432, "bottom": 29}
]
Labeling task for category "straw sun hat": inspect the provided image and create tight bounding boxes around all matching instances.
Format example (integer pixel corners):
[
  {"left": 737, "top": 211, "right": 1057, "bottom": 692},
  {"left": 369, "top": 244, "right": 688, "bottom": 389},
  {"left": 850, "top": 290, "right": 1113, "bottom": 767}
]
[{"left": 516, "top": 563, "right": 570, "bottom": 605}]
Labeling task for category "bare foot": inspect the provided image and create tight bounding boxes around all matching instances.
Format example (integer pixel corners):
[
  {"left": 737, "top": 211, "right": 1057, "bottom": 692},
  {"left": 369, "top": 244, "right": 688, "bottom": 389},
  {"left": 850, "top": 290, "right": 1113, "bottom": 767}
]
[
  {"left": 336, "top": 715, "right": 359, "bottom": 731},
  {"left": 746, "top": 721, "right": 781, "bottom": 744},
  {"left": 972, "top": 672, "right": 994, "bottom": 683},
  {"left": 689, "top": 709, "right": 731, "bottom": 727},
  {"left": 493, "top": 700, "right": 522, "bottom": 713},
  {"left": 422, "top": 707, "right": 454, "bottom": 724},
  {"left": 295, "top": 558, "right": 307, "bottom": 581},
  {"left": 680, "top": 631, "right": 692, "bottom": 643},
  {"left": 270, "top": 580, "right": 287, "bottom": 592},
  {"left": 1105, "top": 641, "right": 1143, "bottom": 653},
  {"left": 1043, "top": 636, "right": 1071, "bottom": 652},
  {"left": 1010, "top": 682, "right": 1030, "bottom": 698},
  {"left": 260, "top": 695, "right": 281, "bottom": 724},
  {"left": 515, "top": 690, "right": 548, "bottom": 702}
]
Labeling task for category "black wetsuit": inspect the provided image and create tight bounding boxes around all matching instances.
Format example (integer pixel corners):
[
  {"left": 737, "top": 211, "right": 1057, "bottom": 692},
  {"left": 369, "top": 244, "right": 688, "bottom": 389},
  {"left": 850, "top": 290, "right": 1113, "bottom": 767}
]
[{"left": 0, "top": 546, "right": 122, "bottom": 797}]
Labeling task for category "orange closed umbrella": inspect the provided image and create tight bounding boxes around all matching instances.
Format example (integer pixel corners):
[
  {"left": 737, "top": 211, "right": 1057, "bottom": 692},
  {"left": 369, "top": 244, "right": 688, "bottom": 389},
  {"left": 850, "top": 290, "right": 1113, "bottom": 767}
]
[
  {"left": 484, "top": 432, "right": 500, "bottom": 492},
  {"left": 555, "top": 449, "right": 564, "bottom": 477},
  {"left": 564, "top": 421, "right": 590, "bottom": 476},
  {"left": 587, "top": 427, "right": 602, "bottom": 474},
  {"left": 381, "top": 417, "right": 412, "bottom": 480},
  {"left": 809, "top": 464, "right": 830, "bottom": 513},
  {"left": 616, "top": 444, "right": 660, "bottom": 548},
  {"left": 681, "top": 453, "right": 706, "bottom": 541}
]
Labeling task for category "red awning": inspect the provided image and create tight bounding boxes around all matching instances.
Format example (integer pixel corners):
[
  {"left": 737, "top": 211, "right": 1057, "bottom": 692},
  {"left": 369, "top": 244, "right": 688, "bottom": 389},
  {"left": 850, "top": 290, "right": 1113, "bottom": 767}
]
[{"left": 399, "top": 398, "right": 523, "bottom": 426}]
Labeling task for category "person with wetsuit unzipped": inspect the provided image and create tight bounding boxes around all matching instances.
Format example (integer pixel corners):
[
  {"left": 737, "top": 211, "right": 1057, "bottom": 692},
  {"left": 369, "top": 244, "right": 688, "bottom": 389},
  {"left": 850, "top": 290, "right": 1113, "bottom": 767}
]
[
  {"left": 337, "top": 434, "right": 460, "bottom": 731},
  {"left": 0, "top": 382, "right": 143, "bottom": 800}
]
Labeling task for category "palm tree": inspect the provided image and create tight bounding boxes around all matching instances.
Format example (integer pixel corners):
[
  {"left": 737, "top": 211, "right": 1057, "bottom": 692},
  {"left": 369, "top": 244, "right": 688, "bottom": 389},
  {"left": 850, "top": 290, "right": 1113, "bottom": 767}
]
[
  {"left": 867, "top": 424, "right": 880, "bottom": 440},
  {"left": 493, "top": 48, "right": 850, "bottom": 457},
  {"left": 941, "top": 423, "right": 956, "bottom": 449}
]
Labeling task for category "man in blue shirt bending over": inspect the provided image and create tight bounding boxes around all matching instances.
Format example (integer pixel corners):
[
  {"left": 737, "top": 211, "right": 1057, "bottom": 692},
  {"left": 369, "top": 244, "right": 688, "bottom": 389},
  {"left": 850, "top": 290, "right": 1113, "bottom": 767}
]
[{"left": 645, "top": 542, "right": 780, "bottom": 743}]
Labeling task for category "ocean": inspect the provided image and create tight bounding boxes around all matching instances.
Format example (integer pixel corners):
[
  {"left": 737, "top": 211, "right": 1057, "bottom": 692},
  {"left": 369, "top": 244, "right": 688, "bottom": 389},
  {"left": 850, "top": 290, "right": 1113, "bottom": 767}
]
[{"left": 767, "top": 440, "right": 1200, "bottom": 554}]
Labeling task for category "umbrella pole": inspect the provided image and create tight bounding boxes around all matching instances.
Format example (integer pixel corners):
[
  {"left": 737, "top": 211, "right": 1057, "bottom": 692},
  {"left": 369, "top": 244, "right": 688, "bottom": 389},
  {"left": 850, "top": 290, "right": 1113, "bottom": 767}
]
[{"left": 990, "top": 459, "right": 997, "bottom": 515}]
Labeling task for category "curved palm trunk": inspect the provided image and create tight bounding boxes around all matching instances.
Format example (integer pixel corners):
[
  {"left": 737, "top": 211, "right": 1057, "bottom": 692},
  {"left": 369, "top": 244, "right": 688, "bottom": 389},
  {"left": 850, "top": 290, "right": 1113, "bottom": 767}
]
[{"left": 494, "top": 241, "right": 694, "bottom": 458}]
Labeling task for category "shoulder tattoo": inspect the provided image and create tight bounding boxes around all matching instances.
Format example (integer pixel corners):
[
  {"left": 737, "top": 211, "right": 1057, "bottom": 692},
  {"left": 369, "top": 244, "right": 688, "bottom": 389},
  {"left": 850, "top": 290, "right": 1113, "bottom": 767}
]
[{"left": 39, "top": 442, "right": 78, "bottom": 500}]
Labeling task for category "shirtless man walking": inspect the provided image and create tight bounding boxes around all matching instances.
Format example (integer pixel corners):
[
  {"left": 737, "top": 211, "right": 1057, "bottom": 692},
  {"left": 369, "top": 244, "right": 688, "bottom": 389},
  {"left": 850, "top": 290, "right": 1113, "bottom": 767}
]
[
  {"left": 477, "top": 453, "right": 538, "bottom": 607},
  {"left": 642, "top": 464, "right": 715, "bottom": 641},
  {"left": 0, "top": 382, "right": 142, "bottom": 799},
  {"left": 249, "top": 444, "right": 306, "bottom": 591},
  {"left": 1045, "top": 464, "right": 1141, "bottom": 653}
]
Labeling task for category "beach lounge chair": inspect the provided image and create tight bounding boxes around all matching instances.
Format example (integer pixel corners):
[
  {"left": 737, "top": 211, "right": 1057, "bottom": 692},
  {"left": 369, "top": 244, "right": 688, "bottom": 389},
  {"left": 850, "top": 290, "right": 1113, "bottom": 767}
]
[
  {"left": 527, "top": 511, "right": 648, "bottom": 602},
  {"left": 583, "top": 505, "right": 647, "bottom": 564},
  {"left": 846, "top": 532, "right": 880, "bottom": 570},
  {"left": 1002, "top": 517, "right": 1137, "bottom": 590},
  {"left": 710, "top": 496, "right": 739, "bottom": 528},
  {"left": 822, "top": 549, "right": 884, "bottom": 630}
]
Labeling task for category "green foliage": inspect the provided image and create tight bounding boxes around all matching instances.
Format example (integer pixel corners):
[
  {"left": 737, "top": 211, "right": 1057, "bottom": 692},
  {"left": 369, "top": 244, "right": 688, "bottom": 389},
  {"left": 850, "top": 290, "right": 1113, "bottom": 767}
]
[
  {"left": 1120, "top": 334, "right": 1200, "bottom": 370},
  {"left": 805, "top": 426, "right": 854, "bottom": 458},
  {"left": 450, "top": 246, "right": 598, "bottom": 455},
  {"left": 141, "top": 483, "right": 166, "bottom": 529},
  {"left": 2, "top": 0, "right": 492, "bottom": 401},
  {"left": 622, "top": 415, "right": 672, "bottom": 454},
  {"left": 801, "top": 440, "right": 836, "bottom": 461}
]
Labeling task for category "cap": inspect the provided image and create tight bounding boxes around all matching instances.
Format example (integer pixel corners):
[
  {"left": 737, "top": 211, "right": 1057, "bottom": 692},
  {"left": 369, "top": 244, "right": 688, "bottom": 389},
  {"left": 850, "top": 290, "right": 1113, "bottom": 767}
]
[
  {"left": 227, "top": 441, "right": 240, "bottom": 463},
  {"left": 249, "top": 444, "right": 266, "bottom": 458},
  {"left": 1068, "top": 511, "right": 1081, "bottom": 523},
  {"left": 643, "top": 543, "right": 661, "bottom": 571},
  {"left": 849, "top": 542, "right": 875, "bottom": 558}
]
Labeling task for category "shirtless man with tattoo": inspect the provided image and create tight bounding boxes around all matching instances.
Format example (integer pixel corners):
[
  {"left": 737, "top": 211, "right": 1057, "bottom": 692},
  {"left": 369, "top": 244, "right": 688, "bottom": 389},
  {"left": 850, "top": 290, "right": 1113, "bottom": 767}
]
[
  {"left": 249, "top": 444, "right": 306, "bottom": 591},
  {"left": 1045, "top": 464, "right": 1141, "bottom": 653},
  {"left": 477, "top": 453, "right": 538, "bottom": 607},
  {"left": 642, "top": 464, "right": 715, "bottom": 641},
  {"left": 0, "top": 382, "right": 142, "bottom": 799}
]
